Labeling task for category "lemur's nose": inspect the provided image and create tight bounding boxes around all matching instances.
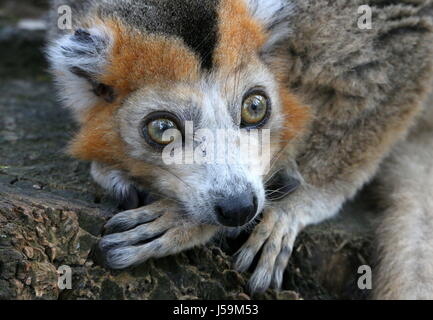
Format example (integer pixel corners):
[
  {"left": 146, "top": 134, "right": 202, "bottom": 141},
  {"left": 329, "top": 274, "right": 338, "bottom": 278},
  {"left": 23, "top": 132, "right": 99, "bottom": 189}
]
[{"left": 214, "top": 192, "right": 258, "bottom": 227}]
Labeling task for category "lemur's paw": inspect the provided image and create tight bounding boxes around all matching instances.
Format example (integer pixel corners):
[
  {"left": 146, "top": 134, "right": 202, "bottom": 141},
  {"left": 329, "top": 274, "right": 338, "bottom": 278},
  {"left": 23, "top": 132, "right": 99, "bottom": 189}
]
[
  {"left": 99, "top": 201, "right": 218, "bottom": 269},
  {"left": 234, "top": 208, "right": 299, "bottom": 293}
]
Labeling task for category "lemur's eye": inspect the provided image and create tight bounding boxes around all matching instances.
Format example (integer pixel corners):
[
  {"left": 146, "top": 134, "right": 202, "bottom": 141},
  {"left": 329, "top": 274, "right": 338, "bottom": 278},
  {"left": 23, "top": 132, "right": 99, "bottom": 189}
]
[
  {"left": 147, "top": 119, "right": 177, "bottom": 144},
  {"left": 142, "top": 112, "right": 181, "bottom": 148},
  {"left": 241, "top": 90, "right": 271, "bottom": 128}
]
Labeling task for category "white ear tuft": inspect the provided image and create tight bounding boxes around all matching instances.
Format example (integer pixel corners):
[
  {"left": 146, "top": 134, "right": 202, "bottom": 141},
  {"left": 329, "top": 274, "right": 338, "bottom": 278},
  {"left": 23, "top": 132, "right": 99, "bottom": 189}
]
[
  {"left": 47, "top": 26, "right": 114, "bottom": 118},
  {"left": 245, "top": 0, "right": 296, "bottom": 52}
]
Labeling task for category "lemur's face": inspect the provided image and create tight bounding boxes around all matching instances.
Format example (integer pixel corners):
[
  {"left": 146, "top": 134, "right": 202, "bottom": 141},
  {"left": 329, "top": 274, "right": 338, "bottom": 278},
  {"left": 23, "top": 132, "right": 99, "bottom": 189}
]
[
  {"left": 117, "top": 61, "right": 287, "bottom": 227},
  {"left": 49, "top": 0, "right": 309, "bottom": 228}
]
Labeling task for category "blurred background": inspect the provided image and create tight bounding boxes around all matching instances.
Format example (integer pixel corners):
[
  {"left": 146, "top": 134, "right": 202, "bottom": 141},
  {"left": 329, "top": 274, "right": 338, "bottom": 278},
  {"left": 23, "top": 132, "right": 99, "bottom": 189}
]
[
  {"left": 0, "top": 0, "right": 48, "bottom": 20},
  {"left": 0, "top": 0, "right": 49, "bottom": 78},
  {"left": 0, "top": 0, "right": 101, "bottom": 203}
]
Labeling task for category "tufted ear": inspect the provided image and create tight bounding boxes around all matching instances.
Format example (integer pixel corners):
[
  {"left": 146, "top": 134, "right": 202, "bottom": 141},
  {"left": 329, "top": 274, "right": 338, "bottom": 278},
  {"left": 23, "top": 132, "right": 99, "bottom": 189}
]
[
  {"left": 47, "top": 26, "right": 116, "bottom": 119},
  {"left": 245, "top": 0, "right": 296, "bottom": 53}
]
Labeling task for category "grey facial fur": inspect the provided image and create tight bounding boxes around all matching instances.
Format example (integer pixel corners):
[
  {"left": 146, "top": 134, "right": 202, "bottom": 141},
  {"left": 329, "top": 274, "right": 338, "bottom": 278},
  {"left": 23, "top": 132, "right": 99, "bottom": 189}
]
[{"left": 117, "top": 63, "right": 283, "bottom": 226}]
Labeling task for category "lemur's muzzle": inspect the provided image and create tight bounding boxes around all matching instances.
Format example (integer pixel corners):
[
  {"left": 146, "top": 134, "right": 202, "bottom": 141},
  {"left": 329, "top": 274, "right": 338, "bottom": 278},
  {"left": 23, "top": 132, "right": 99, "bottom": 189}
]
[{"left": 214, "top": 192, "right": 258, "bottom": 227}]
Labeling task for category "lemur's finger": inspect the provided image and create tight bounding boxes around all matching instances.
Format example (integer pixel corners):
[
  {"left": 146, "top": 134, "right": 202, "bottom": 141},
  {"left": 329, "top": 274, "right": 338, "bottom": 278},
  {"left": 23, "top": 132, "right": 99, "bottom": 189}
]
[
  {"left": 271, "top": 233, "right": 295, "bottom": 290},
  {"left": 100, "top": 220, "right": 170, "bottom": 251},
  {"left": 104, "top": 208, "right": 162, "bottom": 235},
  {"left": 104, "top": 200, "right": 173, "bottom": 235},
  {"left": 104, "top": 241, "right": 164, "bottom": 269},
  {"left": 247, "top": 220, "right": 285, "bottom": 293},
  {"left": 233, "top": 209, "right": 278, "bottom": 272},
  {"left": 104, "top": 225, "right": 218, "bottom": 269}
]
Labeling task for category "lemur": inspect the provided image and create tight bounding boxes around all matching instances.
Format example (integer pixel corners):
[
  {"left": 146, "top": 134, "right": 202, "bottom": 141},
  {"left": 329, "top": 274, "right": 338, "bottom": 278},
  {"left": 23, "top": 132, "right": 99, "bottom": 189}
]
[{"left": 47, "top": 0, "right": 433, "bottom": 298}]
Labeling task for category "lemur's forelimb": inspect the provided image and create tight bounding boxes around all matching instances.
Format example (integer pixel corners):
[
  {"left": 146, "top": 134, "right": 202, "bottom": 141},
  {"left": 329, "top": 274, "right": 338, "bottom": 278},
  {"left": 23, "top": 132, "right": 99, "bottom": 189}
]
[{"left": 373, "top": 93, "right": 433, "bottom": 300}]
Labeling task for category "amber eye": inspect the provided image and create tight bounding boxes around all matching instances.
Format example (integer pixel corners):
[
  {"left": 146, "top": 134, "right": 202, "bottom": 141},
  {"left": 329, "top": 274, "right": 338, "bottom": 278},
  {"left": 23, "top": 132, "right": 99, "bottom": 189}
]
[
  {"left": 241, "top": 91, "right": 270, "bottom": 128},
  {"left": 142, "top": 112, "right": 180, "bottom": 148}
]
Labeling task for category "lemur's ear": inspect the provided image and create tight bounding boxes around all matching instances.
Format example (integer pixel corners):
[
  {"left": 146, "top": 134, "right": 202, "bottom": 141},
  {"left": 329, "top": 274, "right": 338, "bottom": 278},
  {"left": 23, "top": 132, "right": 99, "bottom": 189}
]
[
  {"left": 47, "top": 26, "right": 115, "bottom": 118},
  {"left": 245, "top": 0, "right": 295, "bottom": 53}
]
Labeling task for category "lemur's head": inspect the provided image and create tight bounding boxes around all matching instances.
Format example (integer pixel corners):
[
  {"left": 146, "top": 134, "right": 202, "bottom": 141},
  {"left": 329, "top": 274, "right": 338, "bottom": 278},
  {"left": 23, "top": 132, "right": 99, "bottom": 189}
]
[{"left": 48, "top": 0, "right": 309, "bottom": 228}]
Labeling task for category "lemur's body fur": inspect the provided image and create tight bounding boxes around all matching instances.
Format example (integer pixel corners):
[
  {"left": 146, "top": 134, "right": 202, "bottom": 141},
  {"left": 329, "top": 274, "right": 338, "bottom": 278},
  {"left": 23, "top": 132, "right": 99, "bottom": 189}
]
[{"left": 48, "top": 0, "right": 433, "bottom": 298}]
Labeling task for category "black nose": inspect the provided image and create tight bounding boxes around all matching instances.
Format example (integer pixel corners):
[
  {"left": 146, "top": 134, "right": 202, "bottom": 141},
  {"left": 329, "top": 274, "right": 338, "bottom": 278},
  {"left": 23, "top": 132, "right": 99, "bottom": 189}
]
[{"left": 214, "top": 192, "right": 258, "bottom": 227}]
